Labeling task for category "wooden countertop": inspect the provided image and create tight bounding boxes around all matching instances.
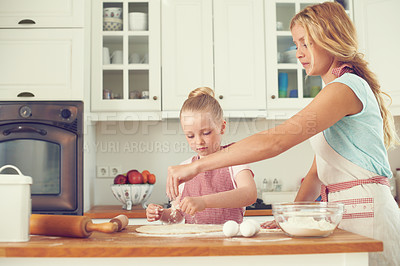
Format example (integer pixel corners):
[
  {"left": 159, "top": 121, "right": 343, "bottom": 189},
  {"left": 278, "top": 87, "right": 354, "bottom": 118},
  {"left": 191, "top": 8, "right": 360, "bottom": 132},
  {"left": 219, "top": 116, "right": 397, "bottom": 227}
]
[
  {"left": 0, "top": 226, "right": 382, "bottom": 257},
  {"left": 84, "top": 205, "right": 272, "bottom": 219}
]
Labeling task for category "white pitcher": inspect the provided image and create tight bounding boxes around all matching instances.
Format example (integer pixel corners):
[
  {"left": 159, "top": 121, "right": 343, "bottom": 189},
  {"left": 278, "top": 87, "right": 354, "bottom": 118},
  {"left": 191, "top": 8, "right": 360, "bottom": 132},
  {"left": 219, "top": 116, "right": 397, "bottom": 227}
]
[
  {"left": 103, "top": 47, "right": 110, "bottom": 64},
  {"left": 111, "top": 50, "right": 123, "bottom": 64}
]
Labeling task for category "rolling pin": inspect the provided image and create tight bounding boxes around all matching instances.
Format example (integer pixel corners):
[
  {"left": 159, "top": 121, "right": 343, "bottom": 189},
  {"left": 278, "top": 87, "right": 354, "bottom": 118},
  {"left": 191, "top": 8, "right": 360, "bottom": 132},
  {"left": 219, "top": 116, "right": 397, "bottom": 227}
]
[{"left": 30, "top": 214, "right": 129, "bottom": 238}]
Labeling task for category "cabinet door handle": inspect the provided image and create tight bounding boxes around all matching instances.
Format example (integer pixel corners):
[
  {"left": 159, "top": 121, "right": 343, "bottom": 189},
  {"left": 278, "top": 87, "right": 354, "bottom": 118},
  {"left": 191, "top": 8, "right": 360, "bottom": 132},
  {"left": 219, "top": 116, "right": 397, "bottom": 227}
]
[
  {"left": 271, "top": 95, "right": 276, "bottom": 99},
  {"left": 153, "top": 96, "right": 158, "bottom": 100},
  {"left": 219, "top": 95, "right": 223, "bottom": 99},
  {"left": 17, "top": 92, "right": 35, "bottom": 97},
  {"left": 18, "top": 19, "right": 36, "bottom": 25}
]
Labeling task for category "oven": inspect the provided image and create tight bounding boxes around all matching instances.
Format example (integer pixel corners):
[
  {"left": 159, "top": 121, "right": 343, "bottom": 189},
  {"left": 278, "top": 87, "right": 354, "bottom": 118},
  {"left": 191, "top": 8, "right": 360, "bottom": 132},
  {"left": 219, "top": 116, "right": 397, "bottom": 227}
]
[{"left": 0, "top": 101, "right": 83, "bottom": 215}]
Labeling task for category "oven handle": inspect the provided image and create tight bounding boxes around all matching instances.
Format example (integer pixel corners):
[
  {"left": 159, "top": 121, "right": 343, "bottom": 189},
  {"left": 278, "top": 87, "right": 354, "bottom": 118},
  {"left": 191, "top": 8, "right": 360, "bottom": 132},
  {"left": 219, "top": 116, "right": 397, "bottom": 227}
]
[{"left": 3, "top": 126, "right": 47, "bottom": 136}]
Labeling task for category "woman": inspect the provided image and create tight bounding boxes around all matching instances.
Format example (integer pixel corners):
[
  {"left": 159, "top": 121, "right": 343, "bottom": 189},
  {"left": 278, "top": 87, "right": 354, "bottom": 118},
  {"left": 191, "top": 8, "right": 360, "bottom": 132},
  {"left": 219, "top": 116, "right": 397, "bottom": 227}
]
[{"left": 166, "top": 2, "right": 399, "bottom": 265}]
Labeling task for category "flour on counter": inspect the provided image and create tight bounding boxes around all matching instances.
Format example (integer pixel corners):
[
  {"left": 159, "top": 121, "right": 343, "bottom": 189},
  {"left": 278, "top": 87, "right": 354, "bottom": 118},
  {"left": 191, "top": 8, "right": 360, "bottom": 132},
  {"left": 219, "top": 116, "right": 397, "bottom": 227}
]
[{"left": 279, "top": 217, "right": 336, "bottom": 237}]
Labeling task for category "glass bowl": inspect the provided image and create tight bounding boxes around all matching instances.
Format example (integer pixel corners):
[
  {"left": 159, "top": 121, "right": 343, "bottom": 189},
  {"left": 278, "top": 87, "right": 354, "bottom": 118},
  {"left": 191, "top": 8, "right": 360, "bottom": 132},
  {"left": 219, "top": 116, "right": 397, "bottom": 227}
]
[
  {"left": 111, "top": 184, "right": 154, "bottom": 210},
  {"left": 272, "top": 202, "right": 344, "bottom": 238}
]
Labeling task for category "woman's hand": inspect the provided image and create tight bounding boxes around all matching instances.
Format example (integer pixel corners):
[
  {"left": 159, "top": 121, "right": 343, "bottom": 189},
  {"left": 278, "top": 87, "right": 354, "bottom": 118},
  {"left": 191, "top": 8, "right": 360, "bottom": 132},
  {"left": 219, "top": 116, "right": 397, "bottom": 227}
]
[
  {"left": 179, "top": 196, "right": 206, "bottom": 216},
  {"left": 261, "top": 220, "right": 278, "bottom": 229},
  {"left": 167, "top": 163, "right": 199, "bottom": 199},
  {"left": 146, "top": 204, "right": 164, "bottom": 222}
]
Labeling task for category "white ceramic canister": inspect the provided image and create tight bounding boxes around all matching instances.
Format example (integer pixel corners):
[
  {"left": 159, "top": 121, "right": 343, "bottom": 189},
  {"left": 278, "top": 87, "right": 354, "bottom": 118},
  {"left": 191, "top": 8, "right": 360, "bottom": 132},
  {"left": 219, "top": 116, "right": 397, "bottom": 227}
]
[
  {"left": 129, "top": 12, "right": 148, "bottom": 31},
  {"left": 0, "top": 165, "right": 32, "bottom": 242}
]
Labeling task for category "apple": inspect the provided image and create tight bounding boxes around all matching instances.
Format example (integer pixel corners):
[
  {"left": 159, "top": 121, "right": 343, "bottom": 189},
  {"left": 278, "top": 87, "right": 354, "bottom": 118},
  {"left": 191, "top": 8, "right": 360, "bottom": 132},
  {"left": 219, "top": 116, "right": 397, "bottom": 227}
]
[
  {"left": 141, "top": 170, "right": 150, "bottom": 183},
  {"left": 114, "top": 174, "right": 127, "bottom": 184},
  {"left": 127, "top": 170, "right": 144, "bottom": 184},
  {"left": 148, "top": 173, "right": 156, "bottom": 184}
]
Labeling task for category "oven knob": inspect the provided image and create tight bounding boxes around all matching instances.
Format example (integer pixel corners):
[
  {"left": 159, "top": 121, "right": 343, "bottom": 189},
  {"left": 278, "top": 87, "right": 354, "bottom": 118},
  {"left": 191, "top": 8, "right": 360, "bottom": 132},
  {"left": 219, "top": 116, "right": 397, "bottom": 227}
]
[
  {"left": 60, "top": 108, "right": 72, "bottom": 119},
  {"left": 19, "top": 106, "right": 32, "bottom": 118}
]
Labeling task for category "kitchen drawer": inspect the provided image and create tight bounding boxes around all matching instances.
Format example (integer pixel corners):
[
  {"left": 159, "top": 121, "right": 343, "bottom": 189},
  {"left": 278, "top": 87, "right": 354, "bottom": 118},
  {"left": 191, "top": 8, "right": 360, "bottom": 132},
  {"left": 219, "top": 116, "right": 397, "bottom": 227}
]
[
  {"left": 0, "top": 0, "right": 84, "bottom": 28},
  {"left": 0, "top": 29, "right": 84, "bottom": 100}
]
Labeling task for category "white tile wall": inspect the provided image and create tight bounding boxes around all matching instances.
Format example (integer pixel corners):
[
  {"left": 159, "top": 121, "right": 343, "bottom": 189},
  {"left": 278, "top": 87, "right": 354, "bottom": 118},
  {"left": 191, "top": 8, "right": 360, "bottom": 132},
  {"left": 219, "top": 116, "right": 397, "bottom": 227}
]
[{"left": 93, "top": 117, "right": 400, "bottom": 207}]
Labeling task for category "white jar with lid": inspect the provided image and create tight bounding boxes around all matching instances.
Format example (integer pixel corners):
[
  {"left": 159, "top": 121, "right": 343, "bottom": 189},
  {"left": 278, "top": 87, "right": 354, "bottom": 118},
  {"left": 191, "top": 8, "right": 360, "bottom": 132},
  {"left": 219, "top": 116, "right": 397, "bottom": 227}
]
[{"left": 0, "top": 165, "right": 32, "bottom": 242}]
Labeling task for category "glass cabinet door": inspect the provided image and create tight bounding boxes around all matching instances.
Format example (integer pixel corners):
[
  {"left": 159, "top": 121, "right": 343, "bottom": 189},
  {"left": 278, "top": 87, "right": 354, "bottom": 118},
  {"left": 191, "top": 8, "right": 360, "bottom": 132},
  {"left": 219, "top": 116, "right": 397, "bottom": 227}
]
[
  {"left": 266, "top": 0, "right": 352, "bottom": 116},
  {"left": 275, "top": 1, "right": 323, "bottom": 102},
  {"left": 92, "top": 0, "right": 160, "bottom": 112}
]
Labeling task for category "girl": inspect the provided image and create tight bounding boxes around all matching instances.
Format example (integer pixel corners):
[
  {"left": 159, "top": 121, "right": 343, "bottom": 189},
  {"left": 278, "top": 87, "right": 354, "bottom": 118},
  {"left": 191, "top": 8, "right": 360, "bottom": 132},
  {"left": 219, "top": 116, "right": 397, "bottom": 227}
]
[
  {"left": 166, "top": 3, "right": 400, "bottom": 265},
  {"left": 146, "top": 87, "right": 257, "bottom": 224}
]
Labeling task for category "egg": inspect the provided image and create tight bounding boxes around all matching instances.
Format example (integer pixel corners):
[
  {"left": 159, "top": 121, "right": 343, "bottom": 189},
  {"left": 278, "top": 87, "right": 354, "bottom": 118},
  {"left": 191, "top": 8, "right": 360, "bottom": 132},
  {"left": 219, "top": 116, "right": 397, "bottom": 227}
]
[
  {"left": 223, "top": 220, "right": 239, "bottom": 237},
  {"left": 247, "top": 219, "right": 261, "bottom": 235},
  {"left": 240, "top": 220, "right": 256, "bottom": 237}
]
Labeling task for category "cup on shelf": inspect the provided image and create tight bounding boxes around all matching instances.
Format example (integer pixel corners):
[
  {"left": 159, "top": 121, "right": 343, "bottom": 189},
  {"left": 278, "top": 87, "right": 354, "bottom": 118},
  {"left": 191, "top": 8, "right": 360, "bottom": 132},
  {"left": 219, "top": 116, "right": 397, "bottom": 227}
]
[
  {"left": 103, "top": 7, "right": 122, "bottom": 19},
  {"left": 129, "top": 53, "right": 141, "bottom": 64},
  {"left": 283, "top": 45, "right": 297, "bottom": 63},
  {"left": 141, "top": 53, "right": 149, "bottom": 64},
  {"left": 141, "top": 91, "right": 149, "bottom": 99},
  {"left": 310, "top": 86, "right": 321, "bottom": 97},
  {"left": 103, "top": 89, "right": 111, "bottom": 99},
  {"left": 276, "top": 21, "right": 283, "bottom": 30},
  {"left": 103, "top": 17, "right": 123, "bottom": 31},
  {"left": 278, "top": 72, "right": 288, "bottom": 98},
  {"left": 111, "top": 50, "right": 123, "bottom": 64},
  {"left": 129, "top": 12, "right": 148, "bottom": 31},
  {"left": 277, "top": 52, "right": 282, "bottom": 63},
  {"left": 129, "top": 90, "right": 141, "bottom": 99},
  {"left": 289, "top": 89, "right": 298, "bottom": 98},
  {"left": 103, "top": 47, "right": 110, "bottom": 64}
]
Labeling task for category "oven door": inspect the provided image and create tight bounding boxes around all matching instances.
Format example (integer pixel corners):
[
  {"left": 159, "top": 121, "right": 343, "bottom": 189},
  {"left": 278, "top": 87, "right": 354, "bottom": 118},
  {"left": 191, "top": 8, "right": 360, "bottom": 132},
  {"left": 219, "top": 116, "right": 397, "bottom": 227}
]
[{"left": 0, "top": 122, "right": 78, "bottom": 213}]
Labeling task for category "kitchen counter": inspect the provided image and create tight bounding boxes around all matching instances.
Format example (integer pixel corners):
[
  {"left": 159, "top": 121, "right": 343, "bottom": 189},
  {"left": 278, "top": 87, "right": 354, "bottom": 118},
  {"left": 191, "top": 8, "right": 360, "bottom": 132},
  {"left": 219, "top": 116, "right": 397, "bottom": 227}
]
[
  {"left": 0, "top": 226, "right": 382, "bottom": 266},
  {"left": 84, "top": 205, "right": 272, "bottom": 219}
]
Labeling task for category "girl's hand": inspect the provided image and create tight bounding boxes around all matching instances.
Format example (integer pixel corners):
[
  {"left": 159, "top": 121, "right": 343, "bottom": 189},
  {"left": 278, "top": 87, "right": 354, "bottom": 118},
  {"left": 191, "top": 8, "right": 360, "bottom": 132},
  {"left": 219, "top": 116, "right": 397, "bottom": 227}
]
[
  {"left": 167, "top": 163, "right": 198, "bottom": 200},
  {"left": 261, "top": 220, "right": 278, "bottom": 229},
  {"left": 179, "top": 196, "right": 206, "bottom": 216},
  {"left": 146, "top": 204, "right": 164, "bottom": 222}
]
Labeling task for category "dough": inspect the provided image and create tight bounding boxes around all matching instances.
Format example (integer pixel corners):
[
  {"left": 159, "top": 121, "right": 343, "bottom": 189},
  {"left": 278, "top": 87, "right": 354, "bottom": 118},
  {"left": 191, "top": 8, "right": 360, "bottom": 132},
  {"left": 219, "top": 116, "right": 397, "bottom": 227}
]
[
  {"left": 170, "top": 202, "right": 180, "bottom": 220},
  {"left": 136, "top": 224, "right": 223, "bottom": 235},
  {"left": 260, "top": 228, "right": 282, "bottom": 233}
]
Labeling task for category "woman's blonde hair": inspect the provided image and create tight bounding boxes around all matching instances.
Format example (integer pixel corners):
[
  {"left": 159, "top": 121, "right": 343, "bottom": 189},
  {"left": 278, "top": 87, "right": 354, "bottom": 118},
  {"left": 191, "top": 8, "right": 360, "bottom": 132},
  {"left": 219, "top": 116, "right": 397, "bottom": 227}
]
[
  {"left": 180, "top": 87, "right": 224, "bottom": 123},
  {"left": 290, "top": 2, "right": 399, "bottom": 149}
]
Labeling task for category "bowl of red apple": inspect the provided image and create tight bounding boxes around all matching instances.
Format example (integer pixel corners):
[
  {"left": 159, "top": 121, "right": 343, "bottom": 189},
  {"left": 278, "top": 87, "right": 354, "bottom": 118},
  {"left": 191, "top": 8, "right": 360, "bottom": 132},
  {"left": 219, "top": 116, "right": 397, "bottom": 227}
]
[{"left": 111, "top": 169, "right": 156, "bottom": 210}]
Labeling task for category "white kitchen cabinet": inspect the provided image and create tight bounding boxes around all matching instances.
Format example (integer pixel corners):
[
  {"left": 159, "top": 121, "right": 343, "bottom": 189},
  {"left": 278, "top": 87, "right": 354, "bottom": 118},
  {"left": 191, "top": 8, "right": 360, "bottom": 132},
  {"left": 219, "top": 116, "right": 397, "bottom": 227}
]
[
  {"left": 161, "top": 0, "right": 266, "bottom": 116},
  {"left": 0, "top": 29, "right": 84, "bottom": 100},
  {"left": 354, "top": 0, "right": 400, "bottom": 115},
  {"left": 0, "top": 0, "right": 85, "bottom": 101},
  {"left": 265, "top": 0, "right": 324, "bottom": 118},
  {"left": 213, "top": 0, "right": 266, "bottom": 111},
  {"left": 0, "top": 0, "right": 84, "bottom": 28},
  {"left": 265, "top": 0, "right": 353, "bottom": 118},
  {"left": 161, "top": 0, "right": 214, "bottom": 112},
  {"left": 91, "top": 0, "right": 161, "bottom": 112}
]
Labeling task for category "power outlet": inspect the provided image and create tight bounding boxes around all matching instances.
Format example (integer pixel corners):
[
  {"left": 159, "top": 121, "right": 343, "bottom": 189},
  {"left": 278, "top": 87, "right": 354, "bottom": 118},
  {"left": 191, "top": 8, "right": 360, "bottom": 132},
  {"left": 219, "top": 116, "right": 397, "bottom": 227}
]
[
  {"left": 109, "top": 166, "right": 122, "bottom": 177},
  {"left": 97, "top": 166, "right": 109, "bottom": 178}
]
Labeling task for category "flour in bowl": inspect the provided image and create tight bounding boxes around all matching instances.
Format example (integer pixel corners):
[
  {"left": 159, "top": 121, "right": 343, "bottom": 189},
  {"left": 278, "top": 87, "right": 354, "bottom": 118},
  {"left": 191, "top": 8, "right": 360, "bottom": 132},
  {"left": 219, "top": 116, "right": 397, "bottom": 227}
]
[{"left": 279, "top": 217, "right": 336, "bottom": 237}]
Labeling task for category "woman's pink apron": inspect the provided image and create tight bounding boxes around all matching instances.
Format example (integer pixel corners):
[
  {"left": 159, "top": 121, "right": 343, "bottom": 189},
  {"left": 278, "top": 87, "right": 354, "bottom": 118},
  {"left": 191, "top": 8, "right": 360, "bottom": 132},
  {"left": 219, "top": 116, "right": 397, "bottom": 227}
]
[
  {"left": 310, "top": 132, "right": 400, "bottom": 265},
  {"left": 181, "top": 156, "right": 244, "bottom": 224}
]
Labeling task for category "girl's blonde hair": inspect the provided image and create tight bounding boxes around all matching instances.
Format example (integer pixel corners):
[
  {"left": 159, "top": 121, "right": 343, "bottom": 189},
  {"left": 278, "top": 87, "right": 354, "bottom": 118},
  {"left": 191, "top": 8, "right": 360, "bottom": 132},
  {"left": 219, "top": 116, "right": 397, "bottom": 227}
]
[
  {"left": 180, "top": 87, "right": 223, "bottom": 123},
  {"left": 290, "top": 2, "right": 399, "bottom": 149}
]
